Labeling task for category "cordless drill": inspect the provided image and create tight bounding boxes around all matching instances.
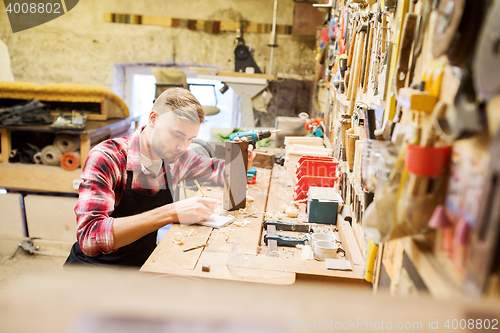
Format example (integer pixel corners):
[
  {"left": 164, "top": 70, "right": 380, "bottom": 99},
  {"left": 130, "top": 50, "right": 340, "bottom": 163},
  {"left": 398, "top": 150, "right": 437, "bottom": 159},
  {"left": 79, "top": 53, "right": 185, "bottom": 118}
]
[{"left": 229, "top": 129, "right": 281, "bottom": 146}]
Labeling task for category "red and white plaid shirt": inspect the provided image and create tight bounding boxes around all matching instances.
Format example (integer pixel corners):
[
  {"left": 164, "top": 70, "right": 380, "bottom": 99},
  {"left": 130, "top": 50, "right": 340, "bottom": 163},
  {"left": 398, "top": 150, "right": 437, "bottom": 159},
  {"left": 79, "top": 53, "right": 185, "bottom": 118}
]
[{"left": 75, "top": 126, "right": 224, "bottom": 256}]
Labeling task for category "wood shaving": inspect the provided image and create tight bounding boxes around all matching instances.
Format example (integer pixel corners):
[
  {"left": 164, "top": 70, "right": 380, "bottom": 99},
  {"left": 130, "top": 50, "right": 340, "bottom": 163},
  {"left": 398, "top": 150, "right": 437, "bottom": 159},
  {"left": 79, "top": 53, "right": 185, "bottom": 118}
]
[
  {"left": 246, "top": 195, "right": 255, "bottom": 202},
  {"left": 173, "top": 232, "right": 184, "bottom": 245},
  {"left": 285, "top": 206, "right": 299, "bottom": 218},
  {"left": 234, "top": 220, "right": 251, "bottom": 227},
  {"left": 264, "top": 211, "right": 274, "bottom": 219},
  {"left": 218, "top": 227, "right": 235, "bottom": 236},
  {"left": 185, "top": 229, "right": 197, "bottom": 237},
  {"left": 238, "top": 207, "right": 248, "bottom": 214},
  {"left": 281, "top": 204, "right": 288, "bottom": 213},
  {"left": 216, "top": 196, "right": 222, "bottom": 205}
]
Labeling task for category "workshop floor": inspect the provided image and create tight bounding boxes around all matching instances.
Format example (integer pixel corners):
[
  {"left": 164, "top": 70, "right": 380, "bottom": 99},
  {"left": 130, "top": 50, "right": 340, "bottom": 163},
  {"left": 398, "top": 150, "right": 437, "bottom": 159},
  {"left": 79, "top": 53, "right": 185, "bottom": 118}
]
[{"left": 0, "top": 238, "right": 66, "bottom": 294}]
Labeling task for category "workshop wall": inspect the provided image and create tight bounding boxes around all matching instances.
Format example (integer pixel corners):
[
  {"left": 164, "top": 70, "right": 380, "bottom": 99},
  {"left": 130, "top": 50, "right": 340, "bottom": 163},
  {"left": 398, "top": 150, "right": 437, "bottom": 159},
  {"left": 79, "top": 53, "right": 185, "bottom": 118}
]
[{"left": 0, "top": 0, "right": 316, "bottom": 88}]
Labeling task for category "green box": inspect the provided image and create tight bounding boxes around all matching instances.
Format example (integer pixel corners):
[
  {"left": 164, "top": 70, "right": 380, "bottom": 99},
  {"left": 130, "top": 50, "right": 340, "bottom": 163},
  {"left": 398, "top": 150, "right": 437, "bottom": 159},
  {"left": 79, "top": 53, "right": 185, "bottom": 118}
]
[{"left": 307, "top": 187, "right": 343, "bottom": 224}]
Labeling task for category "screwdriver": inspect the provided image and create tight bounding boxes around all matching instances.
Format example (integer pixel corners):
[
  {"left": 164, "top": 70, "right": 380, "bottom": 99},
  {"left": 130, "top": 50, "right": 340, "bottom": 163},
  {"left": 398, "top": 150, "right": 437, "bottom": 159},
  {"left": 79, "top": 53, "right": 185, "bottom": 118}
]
[{"left": 229, "top": 129, "right": 281, "bottom": 146}]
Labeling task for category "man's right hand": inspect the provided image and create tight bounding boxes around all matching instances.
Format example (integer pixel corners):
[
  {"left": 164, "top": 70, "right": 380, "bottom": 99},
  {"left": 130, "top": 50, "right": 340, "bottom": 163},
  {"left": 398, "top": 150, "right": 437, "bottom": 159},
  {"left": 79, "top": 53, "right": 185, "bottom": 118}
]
[{"left": 171, "top": 197, "right": 217, "bottom": 224}]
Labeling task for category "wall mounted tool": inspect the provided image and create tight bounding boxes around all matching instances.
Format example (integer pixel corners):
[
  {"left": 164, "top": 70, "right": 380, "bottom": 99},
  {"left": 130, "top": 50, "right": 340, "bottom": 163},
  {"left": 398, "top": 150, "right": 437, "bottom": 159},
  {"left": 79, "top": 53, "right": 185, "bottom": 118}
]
[
  {"left": 464, "top": 129, "right": 500, "bottom": 296},
  {"left": 473, "top": 0, "right": 500, "bottom": 101}
]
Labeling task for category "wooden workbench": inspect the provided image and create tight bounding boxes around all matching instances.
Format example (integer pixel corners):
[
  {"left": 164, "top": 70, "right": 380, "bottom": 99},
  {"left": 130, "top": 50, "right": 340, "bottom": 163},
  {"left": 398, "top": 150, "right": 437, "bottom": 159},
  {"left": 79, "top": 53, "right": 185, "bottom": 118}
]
[{"left": 141, "top": 164, "right": 368, "bottom": 286}]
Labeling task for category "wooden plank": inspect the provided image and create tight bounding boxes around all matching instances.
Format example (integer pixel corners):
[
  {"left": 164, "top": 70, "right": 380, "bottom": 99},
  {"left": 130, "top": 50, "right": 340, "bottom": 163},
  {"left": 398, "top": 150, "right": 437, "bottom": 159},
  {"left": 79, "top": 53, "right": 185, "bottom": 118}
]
[
  {"left": 0, "top": 193, "right": 25, "bottom": 239},
  {"left": 0, "top": 129, "right": 11, "bottom": 163},
  {"left": 24, "top": 195, "right": 78, "bottom": 243},
  {"left": 79, "top": 134, "right": 91, "bottom": 166},
  {"left": 337, "top": 219, "right": 364, "bottom": 267},
  {"left": 0, "top": 163, "right": 81, "bottom": 193},
  {"left": 142, "top": 223, "right": 213, "bottom": 272},
  {"left": 142, "top": 167, "right": 281, "bottom": 283},
  {"left": 401, "top": 236, "right": 461, "bottom": 299},
  {"left": 200, "top": 251, "right": 365, "bottom": 280}
]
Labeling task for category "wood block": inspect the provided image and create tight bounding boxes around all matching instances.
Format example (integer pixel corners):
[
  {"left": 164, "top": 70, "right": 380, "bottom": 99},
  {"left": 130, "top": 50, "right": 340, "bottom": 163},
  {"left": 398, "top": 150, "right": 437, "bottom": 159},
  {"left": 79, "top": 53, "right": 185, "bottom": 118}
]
[
  {"left": 0, "top": 193, "right": 25, "bottom": 239},
  {"left": 252, "top": 152, "right": 274, "bottom": 169},
  {"left": 24, "top": 195, "right": 78, "bottom": 242}
]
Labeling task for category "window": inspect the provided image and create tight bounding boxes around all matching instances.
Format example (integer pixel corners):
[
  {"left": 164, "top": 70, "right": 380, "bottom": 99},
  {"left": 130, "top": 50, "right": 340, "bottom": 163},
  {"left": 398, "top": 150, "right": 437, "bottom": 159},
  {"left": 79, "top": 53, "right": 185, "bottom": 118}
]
[{"left": 117, "top": 65, "right": 237, "bottom": 142}]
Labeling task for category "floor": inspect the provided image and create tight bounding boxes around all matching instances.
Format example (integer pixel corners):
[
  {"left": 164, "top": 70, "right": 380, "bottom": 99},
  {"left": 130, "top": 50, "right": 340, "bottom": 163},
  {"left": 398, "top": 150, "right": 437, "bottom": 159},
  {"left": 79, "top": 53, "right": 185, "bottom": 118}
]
[{"left": 0, "top": 238, "right": 66, "bottom": 294}]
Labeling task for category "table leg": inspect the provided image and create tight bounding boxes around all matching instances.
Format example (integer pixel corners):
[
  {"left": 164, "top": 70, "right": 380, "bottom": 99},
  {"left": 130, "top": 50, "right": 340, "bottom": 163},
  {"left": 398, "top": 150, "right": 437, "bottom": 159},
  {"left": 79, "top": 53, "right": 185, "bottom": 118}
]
[
  {"left": 0, "top": 129, "right": 11, "bottom": 163},
  {"left": 79, "top": 135, "right": 91, "bottom": 167}
]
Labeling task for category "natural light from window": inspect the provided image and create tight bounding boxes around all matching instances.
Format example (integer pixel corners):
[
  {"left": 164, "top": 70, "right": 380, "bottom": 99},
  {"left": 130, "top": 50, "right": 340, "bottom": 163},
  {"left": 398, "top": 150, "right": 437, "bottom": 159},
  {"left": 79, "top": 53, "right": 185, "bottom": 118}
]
[{"left": 131, "top": 74, "right": 235, "bottom": 143}]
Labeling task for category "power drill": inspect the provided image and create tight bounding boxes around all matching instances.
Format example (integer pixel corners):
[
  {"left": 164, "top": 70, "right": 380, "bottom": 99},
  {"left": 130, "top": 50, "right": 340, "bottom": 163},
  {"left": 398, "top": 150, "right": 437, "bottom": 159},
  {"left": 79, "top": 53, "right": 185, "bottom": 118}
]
[{"left": 229, "top": 129, "right": 281, "bottom": 146}]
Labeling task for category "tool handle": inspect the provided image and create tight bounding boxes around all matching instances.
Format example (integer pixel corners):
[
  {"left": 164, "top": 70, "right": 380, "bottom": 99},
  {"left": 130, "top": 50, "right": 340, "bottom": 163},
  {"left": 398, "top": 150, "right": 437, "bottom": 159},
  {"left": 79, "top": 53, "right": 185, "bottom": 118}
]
[
  {"left": 264, "top": 220, "right": 294, "bottom": 230},
  {"left": 264, "top": 234, "right": 306, "bottom": 246}
]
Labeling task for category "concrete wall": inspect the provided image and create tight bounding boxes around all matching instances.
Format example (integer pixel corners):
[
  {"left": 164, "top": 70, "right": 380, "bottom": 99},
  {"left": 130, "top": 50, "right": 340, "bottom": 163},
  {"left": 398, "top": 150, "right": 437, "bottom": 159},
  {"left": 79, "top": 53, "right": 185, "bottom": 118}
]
[{"left": 0, "top": 0, "right": 316, "bottom": 89}]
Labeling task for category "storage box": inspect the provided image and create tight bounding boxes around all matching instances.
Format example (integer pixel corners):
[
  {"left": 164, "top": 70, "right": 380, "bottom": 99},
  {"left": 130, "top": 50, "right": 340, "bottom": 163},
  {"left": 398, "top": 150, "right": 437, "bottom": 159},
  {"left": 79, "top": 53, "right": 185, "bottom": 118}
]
[{"left": 307, "top": 187, "right": 343, "bottom": 224}]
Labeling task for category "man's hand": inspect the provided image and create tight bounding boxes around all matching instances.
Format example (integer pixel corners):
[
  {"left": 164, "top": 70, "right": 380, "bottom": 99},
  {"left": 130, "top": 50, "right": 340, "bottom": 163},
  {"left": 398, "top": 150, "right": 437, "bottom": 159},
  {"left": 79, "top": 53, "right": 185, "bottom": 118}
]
[
  {"left": 231, "top": 137, "right": 257, "bottom": 170},
  {"left": 172, "top": 197, "right": 217, "bottom": 224}
]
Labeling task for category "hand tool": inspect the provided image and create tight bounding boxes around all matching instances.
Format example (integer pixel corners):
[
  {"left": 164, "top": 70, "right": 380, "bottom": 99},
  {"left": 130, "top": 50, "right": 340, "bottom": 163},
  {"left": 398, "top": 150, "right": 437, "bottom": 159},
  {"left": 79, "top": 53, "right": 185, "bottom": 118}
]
[
  {"left": 432, "top": 0, "right": 486, "bottom": 67},
  {"left": 464, "top": 129, "right": 500, "bottom": 296},
  {"left": 394, "top": 13, "right": 418, "bottom": 93},
  {"left": 348, "top": 22, "right": 368, "bottom": 116},
  {"left": 229, "top": 129, "right": 281, "bottom": 147},
  {"left": 473, "top": 0, "right": 500, "bottom": 100},
  {"left": 246, "top": 166, "right": 257, "bottom": 184},
  {"left": 346, "top": 16, "right": 359, "bottom": 68},
  {"left": 362, "top": 14, "right": 375, "bottom": 94},
  {"left": 264, "top": 234, "right": 308, "bottom": 247},
  {"left": 434, "top": 70, "right": 485, "bottom": 140},
  {"left": 408, "top": 0, "right": 431, "bottom": 85},
  {"left": 383, "top": 0, "right": 410, "bottom": 125},
  {"left": 360, "top": 13, "right": 373, "bottom": 91},
  {"left": 264, "top": 220, "right": 315, "bottom": 233},
  {"left": 339, "top": 54, "right": 348, "bottom": 93},
  {"left": 9, "top": 238, "right": 48, "bottom": 259}
]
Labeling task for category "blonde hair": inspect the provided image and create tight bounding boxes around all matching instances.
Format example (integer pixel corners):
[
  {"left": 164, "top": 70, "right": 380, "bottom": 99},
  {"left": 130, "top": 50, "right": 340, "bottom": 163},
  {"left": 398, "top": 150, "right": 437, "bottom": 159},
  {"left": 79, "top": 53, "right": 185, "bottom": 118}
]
[{"left": 153, "top": 87, "right": 205, "bottom": 123}]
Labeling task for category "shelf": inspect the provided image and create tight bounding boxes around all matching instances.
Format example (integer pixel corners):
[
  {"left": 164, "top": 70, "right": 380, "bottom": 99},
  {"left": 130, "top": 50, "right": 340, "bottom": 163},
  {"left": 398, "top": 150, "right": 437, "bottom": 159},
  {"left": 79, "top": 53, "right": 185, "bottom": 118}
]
[{"left": 0, "top": 162, "right": 81, "bottom": 193}]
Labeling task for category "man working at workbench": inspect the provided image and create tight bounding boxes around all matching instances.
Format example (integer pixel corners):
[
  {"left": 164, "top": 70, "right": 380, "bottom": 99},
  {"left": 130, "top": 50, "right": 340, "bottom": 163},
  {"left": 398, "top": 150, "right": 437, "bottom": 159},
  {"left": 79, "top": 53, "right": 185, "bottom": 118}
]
[{"left": 65, "top": 88, "right": 254, "bottom": 267}]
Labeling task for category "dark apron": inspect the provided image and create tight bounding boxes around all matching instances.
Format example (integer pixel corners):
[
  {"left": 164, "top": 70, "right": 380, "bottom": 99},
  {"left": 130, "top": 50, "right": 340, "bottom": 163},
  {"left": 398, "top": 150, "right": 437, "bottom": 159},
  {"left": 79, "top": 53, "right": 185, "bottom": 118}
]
[{"left": 65, "top": 167, "right": 173, "bottom": 268}]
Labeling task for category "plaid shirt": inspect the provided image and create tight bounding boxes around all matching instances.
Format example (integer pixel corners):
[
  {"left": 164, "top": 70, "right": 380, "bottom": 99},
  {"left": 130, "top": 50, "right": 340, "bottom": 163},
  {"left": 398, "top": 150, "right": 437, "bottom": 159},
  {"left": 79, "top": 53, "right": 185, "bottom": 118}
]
[{"left": 75, "top": 126, "right": 225, "bottom": 256}]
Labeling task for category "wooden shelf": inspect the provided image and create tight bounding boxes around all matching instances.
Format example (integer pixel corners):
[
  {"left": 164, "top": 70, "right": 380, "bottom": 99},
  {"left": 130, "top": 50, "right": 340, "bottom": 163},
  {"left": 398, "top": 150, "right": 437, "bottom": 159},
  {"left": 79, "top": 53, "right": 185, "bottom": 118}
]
[
  {"left": 0, "top": 163, "right": 81, "bottom": 193},
  {"left": 0, "top": 116, "right": 141, "bottom": 193}
]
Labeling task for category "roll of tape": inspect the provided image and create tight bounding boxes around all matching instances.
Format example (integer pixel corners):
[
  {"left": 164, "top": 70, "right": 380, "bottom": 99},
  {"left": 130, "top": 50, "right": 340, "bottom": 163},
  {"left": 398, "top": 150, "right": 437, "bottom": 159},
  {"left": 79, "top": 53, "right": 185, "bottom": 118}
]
[
  {"left": 54, "top": 135, "right": 80, "bottom": 154},
  {"left": 33, "top": 152, "right": 43, "bottom": 164},
  {"left": 40, "top": 145, "right": 62, "bottom": 166},
  {"left": 60, "top": 151, "right": 81, "bottom": 171}
]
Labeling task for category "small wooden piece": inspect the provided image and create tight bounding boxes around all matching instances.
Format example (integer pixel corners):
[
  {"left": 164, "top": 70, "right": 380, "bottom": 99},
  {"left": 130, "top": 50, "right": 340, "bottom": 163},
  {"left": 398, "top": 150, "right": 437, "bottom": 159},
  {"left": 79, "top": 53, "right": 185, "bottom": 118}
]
[{"left": 202, "top": 265, "right": 211, "bottom": 272}]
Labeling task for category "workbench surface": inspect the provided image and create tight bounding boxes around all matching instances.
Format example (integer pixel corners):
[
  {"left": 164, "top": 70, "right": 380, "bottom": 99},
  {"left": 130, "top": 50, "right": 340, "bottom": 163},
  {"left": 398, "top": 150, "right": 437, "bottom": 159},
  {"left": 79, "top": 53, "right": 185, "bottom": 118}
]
[{"left": 141, "top": 165, "right": 368, "bottom": 285}]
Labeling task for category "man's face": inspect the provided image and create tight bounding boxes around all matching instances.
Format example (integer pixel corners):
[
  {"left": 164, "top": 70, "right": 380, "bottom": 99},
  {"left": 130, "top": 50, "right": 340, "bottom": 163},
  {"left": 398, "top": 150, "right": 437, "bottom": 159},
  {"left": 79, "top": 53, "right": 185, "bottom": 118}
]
[{"left": 151, "top": 111, "right": 200, "bottom": 164}]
